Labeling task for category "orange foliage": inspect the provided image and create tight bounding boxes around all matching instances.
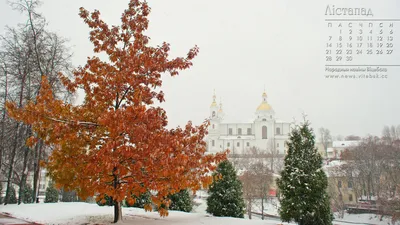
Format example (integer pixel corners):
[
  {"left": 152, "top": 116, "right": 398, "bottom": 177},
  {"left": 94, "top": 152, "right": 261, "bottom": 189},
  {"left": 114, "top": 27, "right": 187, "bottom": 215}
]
[
  {"left": 26, "top": 136, "right": 38, "bottom": 147},
  {"left": 6, "top": 0, "right": 226, "bottom": 216}
]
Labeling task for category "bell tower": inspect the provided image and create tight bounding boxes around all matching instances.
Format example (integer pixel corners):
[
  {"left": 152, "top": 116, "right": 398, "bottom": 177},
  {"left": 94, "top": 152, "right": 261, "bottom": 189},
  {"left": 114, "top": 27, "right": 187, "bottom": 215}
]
[{"left": 210, "top": 90, "right": 218, "bottom": 120}]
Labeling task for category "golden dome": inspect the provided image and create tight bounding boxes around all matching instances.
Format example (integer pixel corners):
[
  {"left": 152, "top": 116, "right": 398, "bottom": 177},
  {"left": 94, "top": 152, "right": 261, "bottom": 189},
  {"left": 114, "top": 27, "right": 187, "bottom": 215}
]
[
  {"left": 257, "top": 102, "right": 272, "bottom": 111},
  {"left": 262, "top": 92, "right": 267, "bottom": 97},
  {"left": 210, "top": 91, "right": 217, "bottom": 107}
]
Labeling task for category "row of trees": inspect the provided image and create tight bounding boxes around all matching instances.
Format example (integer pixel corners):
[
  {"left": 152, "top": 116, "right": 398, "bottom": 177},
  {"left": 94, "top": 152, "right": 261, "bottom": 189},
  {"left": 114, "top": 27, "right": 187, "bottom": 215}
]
[
  {"left": 5, "top": 0, "right": 226, "bottom": 223},
  {"left": 0, "top": 182, "right": 59, "bottom": 204},
  {"left": 234, "top": 147, "right": 275, "bottom": 219},
  {"left": 206, "top": 121, "right": 333, "bottom": 225},
  {"left": 328, "top": 125, "right": 400, "bottom": 222},
  {"left": 2, "top": 1, "right": 333, "bottom": 224},
  {"left": 98, "top": 189, "right": 193, "bottom": 213},
  {"left": 0, "top": 0, "right": 73, "bottom": 205}
]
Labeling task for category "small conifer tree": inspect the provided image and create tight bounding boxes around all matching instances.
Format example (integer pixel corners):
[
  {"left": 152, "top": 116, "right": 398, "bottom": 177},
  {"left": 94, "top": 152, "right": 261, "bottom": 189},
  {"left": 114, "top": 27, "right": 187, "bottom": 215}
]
[
  {"left": 206, "top": 160, "right": 245, "bottom": 218},
  {"left": 97, "top": 194, "right": 114, "bottom": 206},
  {"left": 169, "top": 189, "right": 193, "bottom": 212},
  {"left": 277, "top": 121, "right": 333, "bottom": 225},
  {"left": 22, "top": 184, "right": 34, "bottom": 203},
  {"left": 44, "top": 181, "right": 59, "bottom": 203},
  {"left": 8, "top": 185, "right": 17, "bottom": 204},
  {"left": 125, "top": 191, "right": 152, "bottom": 208}
]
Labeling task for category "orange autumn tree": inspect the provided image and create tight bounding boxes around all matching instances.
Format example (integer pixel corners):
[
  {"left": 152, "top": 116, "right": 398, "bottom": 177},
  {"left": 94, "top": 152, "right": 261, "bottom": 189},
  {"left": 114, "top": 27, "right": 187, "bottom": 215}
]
[{"left": 6, "top": 0, "right": 226, "bottom": 223}]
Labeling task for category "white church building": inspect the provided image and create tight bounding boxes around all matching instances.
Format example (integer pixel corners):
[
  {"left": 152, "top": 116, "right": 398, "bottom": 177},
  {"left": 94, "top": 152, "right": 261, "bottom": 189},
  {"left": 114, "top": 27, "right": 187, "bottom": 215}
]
[{"left": 206, "top": 91, "right": 291, "bottom": 155}]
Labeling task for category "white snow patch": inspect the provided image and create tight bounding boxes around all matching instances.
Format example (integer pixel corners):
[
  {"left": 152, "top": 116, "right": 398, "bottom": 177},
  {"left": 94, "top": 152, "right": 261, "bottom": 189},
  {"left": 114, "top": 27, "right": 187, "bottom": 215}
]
[{"left": 0, "top": 202, "right": 397, "bottom": 225}]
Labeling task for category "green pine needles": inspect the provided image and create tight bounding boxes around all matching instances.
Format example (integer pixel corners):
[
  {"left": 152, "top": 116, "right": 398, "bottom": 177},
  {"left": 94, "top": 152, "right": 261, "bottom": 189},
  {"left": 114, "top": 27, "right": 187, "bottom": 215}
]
[
  {"left": 206, "top": 160, "right": 245, "bottom": 218},
  {"left": 277, "top": 121, "right": 333, "bottom": 225},
  {"left": 169, "top": 189, "right": 193, "bottom": 212},
  {"left": 44, "top": 181, "right": 59, "bottom": 203}
]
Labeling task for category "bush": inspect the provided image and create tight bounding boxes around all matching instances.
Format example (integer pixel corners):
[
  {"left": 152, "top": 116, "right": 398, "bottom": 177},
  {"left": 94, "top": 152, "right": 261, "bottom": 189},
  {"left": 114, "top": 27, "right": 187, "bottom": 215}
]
[
  {"left": 96, "top": 194, "right": 114, "bottom": 206},
  {"left": 125, "top": 191, "right": 152, "bottom": 208},
  {"left": 61, "top": 189, "right": 78, "bottom": 202},
  {"left": 169, "top": 189, "right": 193, "bottom": 212},
  {"left": 44, "top": 182, "right": 59, "bottom": 203},
  {"left": 7, "top": 185, "right": 17, "bottom": 204},
  {"left": 22, "top": 184, "right": 34, "bottom": 203}
]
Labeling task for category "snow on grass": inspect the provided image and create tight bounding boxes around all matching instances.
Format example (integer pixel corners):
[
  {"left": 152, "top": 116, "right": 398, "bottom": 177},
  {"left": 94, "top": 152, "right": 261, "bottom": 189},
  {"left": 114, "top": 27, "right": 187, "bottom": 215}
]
[
  {"left": 334, "top": 212, "right": 397, "bottom": 225},
  {"left": 0, "top": 202, "right": 293, "bottom": 225},
  {"left": 0, "top": 201, "right": 397, "bottom": 225}
]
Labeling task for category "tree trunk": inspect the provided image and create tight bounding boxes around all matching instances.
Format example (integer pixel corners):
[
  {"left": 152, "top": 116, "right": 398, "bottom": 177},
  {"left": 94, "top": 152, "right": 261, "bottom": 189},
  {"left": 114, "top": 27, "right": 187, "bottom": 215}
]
[
  {"left": 247, "top": 198, "right": 252, "bottom": 219},
  {"left": 112, "top": 166, "right": 122, "bottom": 223},
  {"left": 270, "top": 157, "right": 274, "bottom": 172},
  {"left": 4, "top": 122, "right": 20, "bottom": 205},
  {"left": 261, "top": 197, "right": 264, "bottom": 220},
  {"left": 113, "top": 201, "right": 123, "bottom": 223},
  {"left": 0, "top": 66, "right": 8, "bottom": 176},
  {"left": 18, "top": 143, "right": 30, "bottom": 204},
  {"left": 18, "top": 170, "right": 27, "bottom": 204},
  {"left": 32, "top": 140, "right": 43, "bottom": 203}
]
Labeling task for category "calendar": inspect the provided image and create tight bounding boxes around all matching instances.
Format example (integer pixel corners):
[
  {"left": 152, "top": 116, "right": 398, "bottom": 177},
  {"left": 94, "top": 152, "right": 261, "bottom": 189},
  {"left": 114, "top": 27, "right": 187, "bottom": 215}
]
[{"left": 324, "top": 5, "right": 399, "bottom": 79}]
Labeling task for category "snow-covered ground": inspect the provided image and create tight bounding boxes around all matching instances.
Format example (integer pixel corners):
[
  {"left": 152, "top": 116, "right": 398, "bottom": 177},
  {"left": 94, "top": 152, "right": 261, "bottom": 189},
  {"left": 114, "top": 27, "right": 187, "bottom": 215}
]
[
  {"left": 0, "top": 199, "right": 397, "bottom": 225},
  {"left": 0, "top": 202, "right": 293, "bottom": 225}
]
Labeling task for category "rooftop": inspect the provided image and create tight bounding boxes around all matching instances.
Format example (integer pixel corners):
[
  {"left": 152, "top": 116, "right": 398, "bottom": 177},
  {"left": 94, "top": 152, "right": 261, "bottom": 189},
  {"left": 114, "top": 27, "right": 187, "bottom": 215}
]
[{"left": 332, "top": 141, "right": 361, "bottom": 148}]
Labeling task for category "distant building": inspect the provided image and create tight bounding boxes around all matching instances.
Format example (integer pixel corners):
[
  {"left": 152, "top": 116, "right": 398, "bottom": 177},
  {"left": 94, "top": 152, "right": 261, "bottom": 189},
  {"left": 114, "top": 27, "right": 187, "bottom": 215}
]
[
  {"left": 325, "top": 161, "right": 357, "bottom": 206},
  {"left": 26, "top": 169, "right": 51, "bottom": 203},
  {"left": 1, "top": 169, "right": 51, "bottom": 203},
  {"left": 315, "top": 142, "right": 333, "bottom": 158},
  {"left": 327, "top": 141, "right": 361, "bottom": 159},
  {"left": 206, "top": 91, "right": 291, "bottom": 155}
]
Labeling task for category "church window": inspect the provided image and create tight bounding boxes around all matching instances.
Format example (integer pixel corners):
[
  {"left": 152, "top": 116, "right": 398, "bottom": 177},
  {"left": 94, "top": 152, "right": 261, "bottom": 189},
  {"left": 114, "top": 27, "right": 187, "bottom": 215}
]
[
  {"left": 247, "top": 128, "right": 252, "bottom": 135},
  {"left": 270, "top": 115, "right": 272, "bottom": 119},
  {"left": 277, "top": 143, "right": 280, "bottom": 147},
  {"left": 246, "top": 142, "right": 250, "bottom": 147},
  {"left": 238, "top": 128, "right": 242, "bottom": 135},
  {"left": 212, "top": 111, "right": 215, "bottom": 117},
  {"left": 262, "top": 118, "right": 266, "bottom": 121},
  {"left": 212, "top": 140, "right": 215, "bottom": 147},
  {"left": 229, "top": 128, "right": 232, "bottom": 135},
  {"left": 227, "top": 142, "right": 230, "bottom": 147},
  {"left": 276, "top": 127, "right": 281, "bottom": 135},
  {"left": 349, "top": 194, "right": 353, "bottom": 202},
  {"left": 237, "top": 142, "right": 240, "bottom": 147},
  {"left": 262, "top": 126, "right": 267, "bottom": 139},
  {"left": 212, "top": 124, "right": 215, "bottom": 129}
]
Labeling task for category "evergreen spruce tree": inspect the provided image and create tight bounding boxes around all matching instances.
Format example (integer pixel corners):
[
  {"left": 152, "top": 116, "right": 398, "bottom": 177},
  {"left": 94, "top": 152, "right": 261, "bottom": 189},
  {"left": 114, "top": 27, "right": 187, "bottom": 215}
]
[
  {"left": 277, "top": 121, "right": 333, "bottom": 225},
  {"left": 61, "top": 189, "right": 78, "bottom": 202},
  {"left": 97, "top": 194, "right": 114, "bottom": 206},
  {"left": 125, "top": 191, "right": 152, "bottom": 208},
  {"left": 8, "top": 185, "right": 17, "bottom": 204},
  {"left": 169, "top": 189, "right": 193, "bottom": 212},
  {"left": 206, "top": 160, "right": 245, "bottom": 218},
  {"left": 22, "top": 184, "right": 34, "bottom": 203},
  {"left": 44, "top": 182, "right": 59, "bottom": 203}
]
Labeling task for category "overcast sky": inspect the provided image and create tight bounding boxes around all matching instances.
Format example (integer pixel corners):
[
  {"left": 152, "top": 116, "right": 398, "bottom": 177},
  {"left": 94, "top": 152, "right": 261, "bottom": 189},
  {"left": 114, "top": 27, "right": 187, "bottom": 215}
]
[{"left": 1, "top": 0, "right": 400, "bottom": 138}]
